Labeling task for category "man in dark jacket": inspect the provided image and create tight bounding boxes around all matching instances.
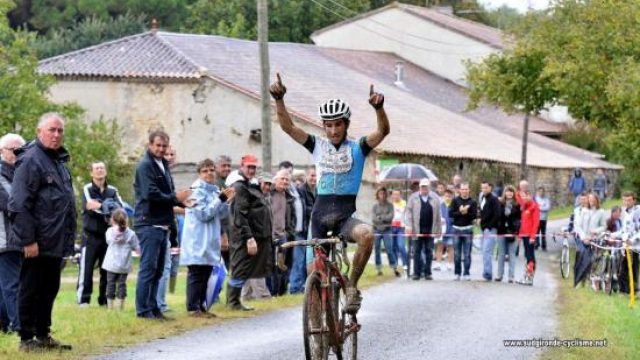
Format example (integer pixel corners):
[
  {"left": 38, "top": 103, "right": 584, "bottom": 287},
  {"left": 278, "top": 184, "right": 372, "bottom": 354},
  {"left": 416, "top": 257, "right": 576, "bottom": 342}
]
[
  {"left": 449, "top": 183, "right": 478, "bottom": 281},
  {"left": 0, "top": 133, "right": 25, "bottom": 334},
  {"left": 214, "top": 155, "right": 232, "bottom": 268},
  {"left": 133, "top": 130, "right": 191, "bottom": 320},
  {"left": 479, "top": 181, "right": 501, "bottom": 281},
  {"left": 9, "top": 113, "right": 76, "bottom": 351},
  {"left": 77, "top": 161, "right": 123, "bottom": 307},
  {"left": 228, "top": 154, "right": 272, "bottom": 311}
]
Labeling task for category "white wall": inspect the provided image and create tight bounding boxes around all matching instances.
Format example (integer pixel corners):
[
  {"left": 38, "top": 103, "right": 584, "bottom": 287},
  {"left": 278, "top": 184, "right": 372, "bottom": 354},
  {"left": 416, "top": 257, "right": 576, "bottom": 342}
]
[
  {"left": 48, "top": 78, "right": 379, "bottom": 222},
  {"left": 311, "top": 8, "right": 497, "bottom": 84}
]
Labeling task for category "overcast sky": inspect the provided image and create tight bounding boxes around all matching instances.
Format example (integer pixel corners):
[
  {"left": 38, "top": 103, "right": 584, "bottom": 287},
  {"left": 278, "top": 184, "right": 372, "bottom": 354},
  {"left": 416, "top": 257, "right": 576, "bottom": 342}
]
[{"left": 478, "top": 0, "right": 551, "bottom": 12}]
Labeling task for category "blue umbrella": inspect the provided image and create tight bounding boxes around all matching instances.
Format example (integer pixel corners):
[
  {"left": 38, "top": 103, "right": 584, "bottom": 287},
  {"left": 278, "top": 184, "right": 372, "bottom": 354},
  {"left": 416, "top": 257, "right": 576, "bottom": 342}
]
[
  {"left": 379, "top": 163, "right": 438, "bottom": 182},
  {"left": 204, "top": 263, "right": 227, "bottom": 311}
]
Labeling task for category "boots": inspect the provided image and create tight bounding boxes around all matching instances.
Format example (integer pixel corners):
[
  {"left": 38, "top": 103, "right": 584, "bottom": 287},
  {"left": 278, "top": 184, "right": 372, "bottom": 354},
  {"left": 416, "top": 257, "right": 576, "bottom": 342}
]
[
  {"left": 117, "top": 298, "right": 125, "bottom": 310},
  {"left": 107, "top": 299, "right": 114, "bottom": 310},
  {"left": 169, "top": 276, "right": 177, "bottom": 294},
  {"left": 226, "top": 284, "right": 254, "bottom": 311}
]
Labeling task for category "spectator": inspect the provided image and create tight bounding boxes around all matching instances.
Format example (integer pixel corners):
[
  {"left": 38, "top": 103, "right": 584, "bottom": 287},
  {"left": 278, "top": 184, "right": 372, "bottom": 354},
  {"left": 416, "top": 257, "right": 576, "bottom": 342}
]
[
  {"left": 496, "top": 186, "right": 520, "bottom": 283},
  {"left": 586, "top": 193, "right": 607, "bottom": 290},
  {"left": 10, "top": 113, "right": 76, "bottom": 351},
  {"left": 606, "top": 206, "right": 622, "bottom": 233},
  {"left": 434, "top": 189, "right": 454, "bottom": 272},
  {"left": 449, "top": 183, "right": 477, "bottom": 281},
  {"left": 452, "top": 174, "right": 462, "bottom": 189},
  {"left": 214, "top": 155, "right": 233, "bottom": 268},
  {"left": 180, "top": 159, "right": 233, "bottom": 317},
  {"left": 493, "top": 180, "right": 504, "bottom": 198},
  {"left": 269, "top": 169, "right": 295, "bottom": 296},
  {"left": 228, "top": 154, "right": 272, "bottom": 311},
  {"left": 592, "top": 169, "right": 608, "bottom": 200},
  {"left": 535, "top": 186, "right": 551, "bottom": 251},
  {"left": 390, "top": 190, "right": 409, "bottom": 274},
  {"left": 0, "top": 133, "right": 25, "bottom": 334},
  {"left": 278, "top": 161, "right": 307, "bottom": 295},
  {"left": 157, "top": 145, "right": 180, "bottom": 312},
  {"left": 77, "top": 161, "right": 123, "bottom": 308},
  {"left": 102, "top": 208, "right": 139, "bottom": 310},
  {"left": 295, "top": 167, "right": 317, "bottom": 288},
  {"left": 372, "top": 187, "right": 398, "bottom": 277},
  {"left": 292, "top": 169, "right": 306, "bottom": 188},
  {"left": 568, "top": 168, "right": 587, "bottom": 206},
  {"left": 518, "top": 191, "right": 540, "bottom": 286},
  {"left": 133, "top": 130, "right": 192, "bottom": 320},
  {"left": 619, "top": 192, "right": 640, "bottom": 294},
  {"left": 479, "top": 181, "right": 501, "bottom": 282},
  {"left": 241, "top": 172, "right": 273, "bottom": 302},
  {"left": 406, "top": 178, "right": 441, "bottom": 280}
]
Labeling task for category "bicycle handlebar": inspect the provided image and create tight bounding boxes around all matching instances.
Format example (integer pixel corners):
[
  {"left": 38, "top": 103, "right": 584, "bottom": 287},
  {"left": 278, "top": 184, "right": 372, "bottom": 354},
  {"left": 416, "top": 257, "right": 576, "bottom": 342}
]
[{"left": 280, "top": 237, "right": 342, "bottom": 249}]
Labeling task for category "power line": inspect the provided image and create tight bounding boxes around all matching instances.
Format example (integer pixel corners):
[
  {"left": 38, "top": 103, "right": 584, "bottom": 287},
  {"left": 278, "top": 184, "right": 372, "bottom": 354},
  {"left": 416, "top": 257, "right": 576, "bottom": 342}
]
[
  {"left": 308, "top": 0, "right": 489, "bottom": 57},
  {"left": 324, "top": 0, "right": 477, "bottom": 48}
]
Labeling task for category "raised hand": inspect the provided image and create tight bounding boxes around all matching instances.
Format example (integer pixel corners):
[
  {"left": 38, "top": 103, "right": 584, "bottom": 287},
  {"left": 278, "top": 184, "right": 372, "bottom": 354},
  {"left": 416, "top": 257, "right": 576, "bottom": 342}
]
[
  {"left": 269, "top": 73, "right": 287, "bottom": 100},
  {"left": 369, "top": 84, "right": 384, "bottom": 110}
]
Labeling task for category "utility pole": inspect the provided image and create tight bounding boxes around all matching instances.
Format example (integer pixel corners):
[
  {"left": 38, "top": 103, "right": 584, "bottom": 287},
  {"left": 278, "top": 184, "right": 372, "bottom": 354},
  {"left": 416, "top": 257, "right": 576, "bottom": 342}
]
[
  {"left": 258, "top": 0, "right": 272, "bottom": 172},
  {"left": 521, "top": 113, "right": 529, "bottom": 179}
]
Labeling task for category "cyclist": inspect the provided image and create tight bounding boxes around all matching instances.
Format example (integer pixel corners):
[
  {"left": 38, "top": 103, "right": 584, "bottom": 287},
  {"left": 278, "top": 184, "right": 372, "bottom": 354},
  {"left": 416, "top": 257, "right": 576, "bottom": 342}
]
[{"left": 269, "top": 73, "right": 390, "bottom": 314}]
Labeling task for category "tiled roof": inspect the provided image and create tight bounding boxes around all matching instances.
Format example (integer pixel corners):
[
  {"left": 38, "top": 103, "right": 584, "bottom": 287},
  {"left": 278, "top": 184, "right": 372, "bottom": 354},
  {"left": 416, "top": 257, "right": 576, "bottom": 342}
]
[
  {"left": 37, "top": 31, "right": 620, "bottom": 170},
  {"left": 311, "top": 2, "right": 504, "bottom": 49}
]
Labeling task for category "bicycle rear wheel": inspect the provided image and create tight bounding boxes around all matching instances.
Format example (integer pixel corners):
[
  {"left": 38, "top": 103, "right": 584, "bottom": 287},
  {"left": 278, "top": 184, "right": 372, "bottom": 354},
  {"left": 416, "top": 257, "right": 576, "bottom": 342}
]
[
  {"left": 560, "top": 245, "right": 570, "bottom": 279},
  {"left": 304, "top": 272, "right": 329, "bottom": 360},
  {"left": 603, "top": 255, "right": 613, "bottom": 294}
]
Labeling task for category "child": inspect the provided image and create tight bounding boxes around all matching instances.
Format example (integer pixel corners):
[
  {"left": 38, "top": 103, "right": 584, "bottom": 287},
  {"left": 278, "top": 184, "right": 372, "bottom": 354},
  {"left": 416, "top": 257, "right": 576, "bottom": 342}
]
[{"left": 102, "top": 208, "right": 139, "bottom": 310}]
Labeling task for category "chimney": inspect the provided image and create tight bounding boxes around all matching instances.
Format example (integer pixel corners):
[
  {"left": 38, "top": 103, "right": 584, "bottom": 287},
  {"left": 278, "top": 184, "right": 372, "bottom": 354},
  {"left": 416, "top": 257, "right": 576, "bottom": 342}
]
[
  {"left": 150, "top": 18, "right": 159, "bottom": 33},
  {"left": 394, "top": 61, "right": 405, "bottom": 87}
]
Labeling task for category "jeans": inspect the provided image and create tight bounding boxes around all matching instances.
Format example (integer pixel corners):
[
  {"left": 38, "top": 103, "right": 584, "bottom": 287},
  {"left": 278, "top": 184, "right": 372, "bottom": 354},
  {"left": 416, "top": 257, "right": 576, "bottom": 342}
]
[
  {"left": 375, "top": 228, "right": 397, "bottom": 271},
  {"left": 0, "top": 251, "right": 21, "bottom": 332},
  {"left": 497, "top": 236, "right": 517, "bottom": 280},
  {"left": 412, "top": 237, "right": 434, "bottom": 277},
  {"left": 522, "top": 236, "right": 536, "bottom": 275},
  {"left": 186, "top": 265, "right": 213, "bottom": 312},
  {"left": 135, "top": 226, "right": 169, "bottom": 316},
  {"left": 481, "top": 228, "right": 497, "bottom": 280},
  {"left": 289, "top": 232, "right": 308, "bottom": 294},
  {"left": 537, "top": 220, "right": 548, "bottom": 250},
  {"left": 453, "top": 228, "right": 473, "bottom": 276},
  {"left": 156, "top": 239, "right": 171, "bottom": 312},
  {"left": 391, "top": 227, "right": 409, "bottom": 267}
]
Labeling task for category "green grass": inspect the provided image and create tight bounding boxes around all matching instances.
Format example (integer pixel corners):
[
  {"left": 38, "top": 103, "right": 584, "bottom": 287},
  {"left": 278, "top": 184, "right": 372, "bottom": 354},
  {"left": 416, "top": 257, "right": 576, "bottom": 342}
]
[
  {"left": 541, "top": 250, "right": 640, "bottom": 359},
  {"left": 0, "top": 263, "right": 394, "bottom": 359},
  {"left": 548, "top": 198, "right": 621, "bottom": 221}
]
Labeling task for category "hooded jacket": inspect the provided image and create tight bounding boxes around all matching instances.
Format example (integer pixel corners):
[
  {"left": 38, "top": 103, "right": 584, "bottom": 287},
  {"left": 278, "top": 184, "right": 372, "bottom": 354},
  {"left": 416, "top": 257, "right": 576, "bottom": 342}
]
[
  {"left": 102, "top": 226, "right": 139, "bottom": 274},
  {"left": 0, "top": 161, "right": 18, "bottom": 253},
  {"left": 8, "top": 140, "right": 77, "bottom": 257},
  {"left": 568, "top": 168, "right": 587, "bottom": 196}
]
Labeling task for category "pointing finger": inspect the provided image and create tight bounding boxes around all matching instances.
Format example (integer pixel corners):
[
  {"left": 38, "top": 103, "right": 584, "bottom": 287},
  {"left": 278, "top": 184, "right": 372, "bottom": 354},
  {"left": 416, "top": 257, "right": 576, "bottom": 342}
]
[
  {"left": 370, "top": 84, "right": 374, "bottom": 96},
  {"left": 277, "top": 73, "right": 282, "bottom": 85}
]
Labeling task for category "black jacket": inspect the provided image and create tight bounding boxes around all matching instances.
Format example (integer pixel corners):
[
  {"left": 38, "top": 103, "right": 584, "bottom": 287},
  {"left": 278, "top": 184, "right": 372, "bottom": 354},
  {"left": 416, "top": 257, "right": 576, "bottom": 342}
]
[
  {"left": 449, "top": 196, "right": 478, "bottom": 227},
  {"left": 229, "top": 172, "right": 273, "bottom": 280},
  {"left": 133, "top": 150, "right": 180, "bottom": 228},
  {"left": 0, "top": 161, "right": 19, "bottom": 253},
  {"left": 499, "top": 200, "right": 521, "bottom": 235},
  {"left": 82, "top": 181, "right": 123, "bottom": 239},
  {"left": 297, "top": 183, "right": 316, "bottom": 234},
  {"left": 479, "top": 193, "right": 501, "bottom": 230},
  {"left": 8, "top": 140, "right": 77, "bottom": 258}
]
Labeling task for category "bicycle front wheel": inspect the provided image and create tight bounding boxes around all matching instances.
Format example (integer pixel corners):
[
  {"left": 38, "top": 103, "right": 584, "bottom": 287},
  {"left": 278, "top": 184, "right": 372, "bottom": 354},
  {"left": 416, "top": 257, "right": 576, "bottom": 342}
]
[
  {"left": 304, "top": 271, "right": 329, "bottom": 360},
  {"left": 560, "top": 245, "right": 570, "bottom": 279}
]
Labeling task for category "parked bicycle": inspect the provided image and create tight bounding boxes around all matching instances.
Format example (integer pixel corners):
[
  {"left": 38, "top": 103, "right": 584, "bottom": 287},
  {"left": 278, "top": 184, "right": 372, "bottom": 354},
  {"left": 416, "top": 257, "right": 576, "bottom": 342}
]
[
  {"left": 552, "top": 230, "right": 574, "bottom": 279},
  {"left": 589, "top": 232, "right": 626, "bottom": 295},
  {"left": 282, "top": 235, "right": 360, "bottom": 360}
]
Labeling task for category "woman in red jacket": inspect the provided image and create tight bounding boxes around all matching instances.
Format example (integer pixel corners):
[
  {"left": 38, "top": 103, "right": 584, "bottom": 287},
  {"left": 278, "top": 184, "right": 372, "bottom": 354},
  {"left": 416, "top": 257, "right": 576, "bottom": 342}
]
[{"left": 519, "top": 191, "right": 540, "bottom": 286}]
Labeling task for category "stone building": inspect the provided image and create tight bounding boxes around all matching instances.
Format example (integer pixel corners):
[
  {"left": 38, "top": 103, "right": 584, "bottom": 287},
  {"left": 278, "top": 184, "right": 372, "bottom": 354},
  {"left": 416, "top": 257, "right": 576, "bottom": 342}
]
[{"left": 38, "top": 30, "right": 621, "bottom": 220}]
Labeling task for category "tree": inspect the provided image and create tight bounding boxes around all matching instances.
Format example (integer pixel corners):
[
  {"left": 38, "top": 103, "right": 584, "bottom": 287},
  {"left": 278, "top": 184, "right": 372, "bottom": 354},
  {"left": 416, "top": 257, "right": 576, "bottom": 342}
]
[
  {"left": 465, "top": 0, "right": 640, "bottom": 187},
  {"left": 0, "top": 1, "right": 133, "bottom": 203}
]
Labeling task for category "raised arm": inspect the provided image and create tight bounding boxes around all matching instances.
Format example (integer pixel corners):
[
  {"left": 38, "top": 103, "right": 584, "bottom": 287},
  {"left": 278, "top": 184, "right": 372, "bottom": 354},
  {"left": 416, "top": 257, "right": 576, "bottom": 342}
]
[
  {"left": 365, "top": 84, "right": 390, "bottom": 149},
  {"left": 269, "top": 73, "right": 309, "bottom": 145}
]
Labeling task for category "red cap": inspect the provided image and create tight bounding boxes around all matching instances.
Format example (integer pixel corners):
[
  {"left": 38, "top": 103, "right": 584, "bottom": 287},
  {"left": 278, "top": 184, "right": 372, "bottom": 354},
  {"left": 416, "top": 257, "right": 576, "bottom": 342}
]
[{"left": 241, "top": 154, "right": 259, "bottom": 166}]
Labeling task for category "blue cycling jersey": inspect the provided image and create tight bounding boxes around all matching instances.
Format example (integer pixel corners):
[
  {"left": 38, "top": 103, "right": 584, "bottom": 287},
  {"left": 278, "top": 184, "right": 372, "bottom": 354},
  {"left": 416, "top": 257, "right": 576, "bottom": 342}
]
[{"left": 304, "top": 135, "right": 372, "bottom": 196}]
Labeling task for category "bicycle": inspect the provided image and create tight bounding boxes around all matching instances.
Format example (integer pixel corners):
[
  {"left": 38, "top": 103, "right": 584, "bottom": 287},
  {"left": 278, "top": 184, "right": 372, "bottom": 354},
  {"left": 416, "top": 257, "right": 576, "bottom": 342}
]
[
  {"left": 589, "top": 232, "right": 625, "bottom": 295},
  {"left": 552, "top": 230, "right": 574, "bottom": 279},
  {"left": 282, "top": 236, "right": 360, "bottom": 360}
]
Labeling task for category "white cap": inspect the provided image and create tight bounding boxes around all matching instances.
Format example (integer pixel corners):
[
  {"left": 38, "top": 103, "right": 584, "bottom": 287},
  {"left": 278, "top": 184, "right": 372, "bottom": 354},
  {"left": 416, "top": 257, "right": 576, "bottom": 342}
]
[{"left": 419, "top": 178, "right": 430, "bottom": 187}]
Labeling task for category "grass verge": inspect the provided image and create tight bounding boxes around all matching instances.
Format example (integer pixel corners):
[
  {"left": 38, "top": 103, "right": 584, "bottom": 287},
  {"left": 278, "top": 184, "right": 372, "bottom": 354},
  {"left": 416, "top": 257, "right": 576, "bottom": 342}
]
[
  {"left": 0, "top": 263, "right": 395, "bottom": 359},
  {"left": 541, "top": 249, "right": 640, "bottom": 359},
  {"left": 548, "top": 198, "right": 621, "bottom": 221}
]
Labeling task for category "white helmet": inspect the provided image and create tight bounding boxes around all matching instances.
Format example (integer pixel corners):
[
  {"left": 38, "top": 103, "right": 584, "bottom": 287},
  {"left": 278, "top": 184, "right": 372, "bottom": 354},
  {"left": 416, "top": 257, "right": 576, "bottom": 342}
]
[{"left": 318, "top": 99, "right": 351, "bottom": 121}]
